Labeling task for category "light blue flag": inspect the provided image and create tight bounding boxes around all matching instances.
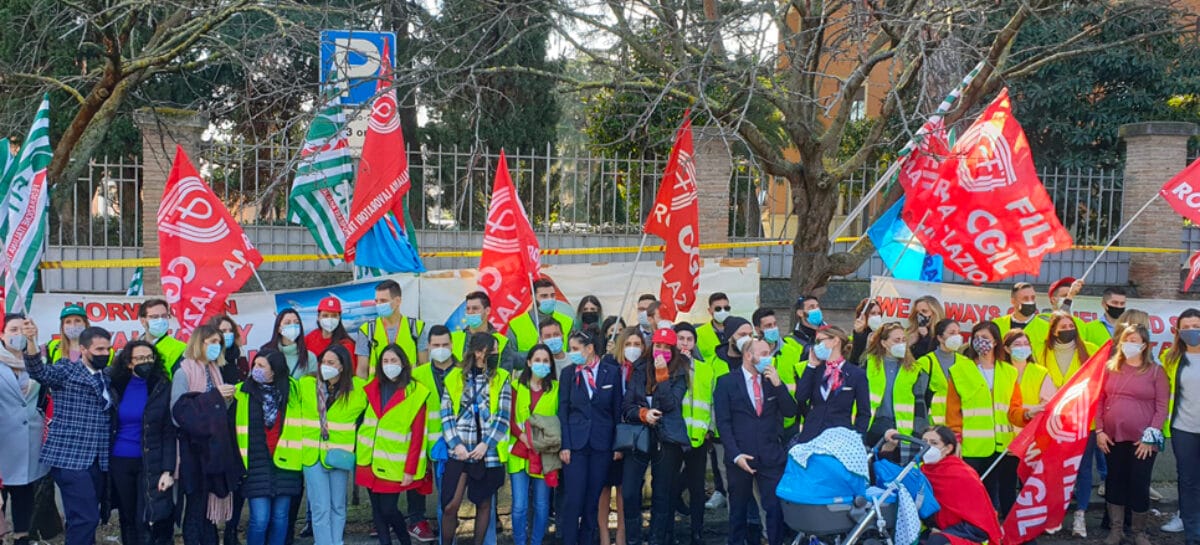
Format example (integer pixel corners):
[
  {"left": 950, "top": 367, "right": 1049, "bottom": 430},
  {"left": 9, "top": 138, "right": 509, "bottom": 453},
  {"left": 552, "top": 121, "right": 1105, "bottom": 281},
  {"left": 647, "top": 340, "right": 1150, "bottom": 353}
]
[
  {"left": 353, "top": 212, "right": 426, "bottom": 273},
  {"left": 867, "top": 197, "right": 943, "bottom": 282}
]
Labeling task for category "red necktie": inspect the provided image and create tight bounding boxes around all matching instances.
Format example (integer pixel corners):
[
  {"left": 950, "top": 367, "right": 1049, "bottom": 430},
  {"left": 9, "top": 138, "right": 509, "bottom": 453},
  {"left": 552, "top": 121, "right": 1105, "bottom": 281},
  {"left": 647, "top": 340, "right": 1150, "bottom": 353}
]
[
  {"left": 753, "top": 376, "right": 763, "bottom": 416},
  {"left": 582, "top": 363, "right": 598, "bottom": 390}
]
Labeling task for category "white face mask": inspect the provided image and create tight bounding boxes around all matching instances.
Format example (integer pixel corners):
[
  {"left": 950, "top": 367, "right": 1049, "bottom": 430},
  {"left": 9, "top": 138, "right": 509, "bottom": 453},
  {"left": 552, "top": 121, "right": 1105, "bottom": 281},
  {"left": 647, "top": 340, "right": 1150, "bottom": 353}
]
[
  {"left": 868, "top": 315, "right": 884, "bottom": 331},
  {"left": 382, "top": 363, "right": 404, "bottom": 380},
  {"left": 735, "top": 336, "right": 752, "bottom": 353},
  {"left": 430, "top": 347, "right": 452, "bottom": 363},
  {"left": 319, "top": 317, "right": 340, "bottom": 332},
  {"left": 1121, "top": 342, "right": 1145, "bottom": 359},
  {"left": 943, "top": 335, "right": 964, "bottom": 352},
  {"left": 888, "top": 342, "right": 907, "bottom": 359},
  {"left": 623, "top": 346, "right": 643, "bottom": 362},
  {"left": 922, "top": 447, "right": 945, "bottom": 465},
  {"left": 320, "top": 364, "right": 340, "bottom": 381},
  {"left": 713, "top": 310, "right": 731, "bottom": 324}
]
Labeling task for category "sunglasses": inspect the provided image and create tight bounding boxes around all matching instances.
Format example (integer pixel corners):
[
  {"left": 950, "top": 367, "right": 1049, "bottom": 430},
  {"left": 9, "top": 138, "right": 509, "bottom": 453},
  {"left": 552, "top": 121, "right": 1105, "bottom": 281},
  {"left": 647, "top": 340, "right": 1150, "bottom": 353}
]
[{"left": 711, "top": 306, "right": 731, "bottom": 312}]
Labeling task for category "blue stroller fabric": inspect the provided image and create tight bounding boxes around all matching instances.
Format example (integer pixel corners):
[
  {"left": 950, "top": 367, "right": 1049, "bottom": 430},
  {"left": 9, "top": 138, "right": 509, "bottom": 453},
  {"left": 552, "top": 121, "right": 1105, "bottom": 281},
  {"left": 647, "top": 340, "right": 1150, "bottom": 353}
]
[
  {"left": 873, "top": 459, "right": 940, "bottom": 519},
  {"left": 778, "top": 453, "right": 868, "bottom": 505}
]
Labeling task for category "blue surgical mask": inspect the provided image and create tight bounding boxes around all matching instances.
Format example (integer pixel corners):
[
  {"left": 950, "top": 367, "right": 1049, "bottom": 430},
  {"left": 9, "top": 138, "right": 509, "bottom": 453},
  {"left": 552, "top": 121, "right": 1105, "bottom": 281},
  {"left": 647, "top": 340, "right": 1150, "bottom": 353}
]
[
  {"left": 280, "top": 324, "right": 301, "bottom": 341},
  {"left": 538, "top": 299, "right": 556, "bottom": 314},
  {"left": 465, "top": 313, "right": 484, "bottom": 328},
  {"left": 567, "top": 351, "right": 586, "bottom": 365},
  {"left": 754, "top": 356, "right": 773, "bottom": 374},
  {"left": 763, "top": 327, "right": 780, "bottom": 343},
  {"left": 531, "top": 362, "right": 552, "bottom": 379},
  {"left": 147, "top": 317, "right": 169, "bottom": 338},
  {"left": 251, "top": 368, "right": 269, "bottom": 383},
  {"left": 806, "top": 308, "right": 824, "bottom": 327},
  {"left": 1182, "top": 329, "right": 1200, "bottom": 348},
  {"left": 544, "top": 336, "right": 563, "bottom": 354},
  {"left": 813, "top": 343, "right": 832, "bottom": 361},
  {"left": 376, "top": 302, "right": 394, "bottom": 318},
  {"left": 223, "top": 332, "right": 235, "bottom": 348},
  {"left": 205, "top": 343, "right": 222, "bottom": 362}
]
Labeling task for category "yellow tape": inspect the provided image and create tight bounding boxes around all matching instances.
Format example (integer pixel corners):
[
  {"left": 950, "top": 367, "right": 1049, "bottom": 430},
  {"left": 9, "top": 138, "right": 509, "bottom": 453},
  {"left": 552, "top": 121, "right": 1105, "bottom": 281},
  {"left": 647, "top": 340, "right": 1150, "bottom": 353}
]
[{"left": 38, "top": 239, "right": 1187, "bottom": 269}]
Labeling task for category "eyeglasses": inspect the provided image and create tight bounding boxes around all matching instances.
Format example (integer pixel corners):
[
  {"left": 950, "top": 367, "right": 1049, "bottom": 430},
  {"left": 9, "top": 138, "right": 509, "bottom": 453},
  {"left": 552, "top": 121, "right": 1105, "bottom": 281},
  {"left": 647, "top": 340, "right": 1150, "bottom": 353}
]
[{"left": 711, "top": 306, "right": 731, "bottom": 312}]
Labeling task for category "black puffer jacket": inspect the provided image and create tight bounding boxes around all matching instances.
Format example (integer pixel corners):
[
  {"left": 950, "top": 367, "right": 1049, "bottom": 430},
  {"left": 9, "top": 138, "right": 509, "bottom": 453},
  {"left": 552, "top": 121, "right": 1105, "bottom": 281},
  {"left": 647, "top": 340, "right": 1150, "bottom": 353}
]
[
  {"left": 621, "top": 358, "right": 690, "bottom": 449},
  {"left": 109, "top": 373, "right": 177, "bottom": 522},
  {"left": 238, "top": 381, "right": 302, "bottom": 499}
]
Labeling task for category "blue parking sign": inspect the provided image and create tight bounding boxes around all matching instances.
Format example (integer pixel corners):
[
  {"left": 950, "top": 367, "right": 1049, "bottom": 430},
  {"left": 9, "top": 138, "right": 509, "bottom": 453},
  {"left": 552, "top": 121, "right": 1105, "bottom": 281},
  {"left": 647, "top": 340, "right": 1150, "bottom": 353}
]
[{"left": 319, "top": 30, "right": 397, "bottom": 106}]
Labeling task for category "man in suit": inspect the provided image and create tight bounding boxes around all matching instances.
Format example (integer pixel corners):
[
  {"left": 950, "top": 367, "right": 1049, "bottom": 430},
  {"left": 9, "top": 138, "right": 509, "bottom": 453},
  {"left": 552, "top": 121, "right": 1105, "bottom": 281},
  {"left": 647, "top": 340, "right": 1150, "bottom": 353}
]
[
  {"left": 714, "top": 339, "right": 798, "bottom": 545},
  {"left": 23, "top": 325, "right": 114, "bottom": 545}
]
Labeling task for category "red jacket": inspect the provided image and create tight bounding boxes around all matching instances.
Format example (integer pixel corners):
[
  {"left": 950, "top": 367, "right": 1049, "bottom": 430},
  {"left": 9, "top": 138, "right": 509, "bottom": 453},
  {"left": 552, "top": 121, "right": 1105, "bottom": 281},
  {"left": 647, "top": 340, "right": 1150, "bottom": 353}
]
[{"left": 922, "top": 455, "right": 1003, "bottom": 545}]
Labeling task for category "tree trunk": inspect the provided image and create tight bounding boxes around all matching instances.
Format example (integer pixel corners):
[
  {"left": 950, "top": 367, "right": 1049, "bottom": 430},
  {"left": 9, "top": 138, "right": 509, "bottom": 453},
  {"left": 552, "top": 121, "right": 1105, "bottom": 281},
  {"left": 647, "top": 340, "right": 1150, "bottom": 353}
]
[{"left": 788, "top": 168, "right": 843, "bottom": 299}]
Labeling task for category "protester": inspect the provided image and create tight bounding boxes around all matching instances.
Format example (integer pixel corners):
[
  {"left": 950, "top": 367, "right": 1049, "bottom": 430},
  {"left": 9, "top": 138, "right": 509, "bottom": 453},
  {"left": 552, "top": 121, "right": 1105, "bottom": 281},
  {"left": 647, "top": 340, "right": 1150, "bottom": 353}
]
[
  {"left": 1095, "top": 324, "right": 1169, "bottom": 545},
  {"left": 993, "top": 282, "right": 1050, "bottom": 351},
  {"left": 635, "top": 295, "right": 659, "bottom": 345},
  {"left": 1163, "top": 308, "right": 1200, "bottom": 543},
  {"left": 1046, "top": 277, "right": 1086, "bottom": 319},
  {"left": 300, "top": 345, "right": 367, "bottom": 545},
  {"left": 558, "top": 331, "right": 622, "bottom": 545},
  {"left": 439, "top": 332, "right": 511, "bottom": 545},
  {"left": 906, "top": 295, "right": 944, "bottom": 359},
  {"left": 1080, "top": 287, "right": 1128, "bottom": 348},
  {"left": 1002, "top": 330, "right": 1054, "bottom": 426},
  {"left": 358, "top": 344, "right": 436, "bottom": 545},
  {"left": 508, "top": 345, "right": 560, "bottom": 545},
  {"left": 862, "top": 322, "right": 935, "bottom": 446},
  {"left": 751, "top": 308, "right": 802, "bottom": 423},
  {"left": 24, "top": 324, "right": 114, "bottom": 545},
  {"left": 1040, "top": 310, "right": 1098, "bottom": 537},
  {"left": 597, "top": 327, "right": 643, "bottom": 545},
  {"left": 915, "top": 319, "right": 967, "bottom": 427},
  {"left": 946, "top": 321, "right": 1031, "bottom": 518},
  {"left": 790, "top": 296, "right": 824, "bottom": 359},
  {"left": 260, "top": 309, "right": 318, "bottom": 380},
  {"left": 139, "top": 298, "right": 187, "bottom": 373},
  {"left": 695, "top": 292, "right": 732, "bottom": 365},
  {"left": 848, "top": 297, "right": 884, "bottom": 365},
  {"left": 235, "top": 350, "right": 303, "bottom": 545},
  {"left": 512, "top": 279, "right": 574, "bottom": 353},
  {"left": 598, "top": 316, "right": 626, "bottom": 357},
  {"left": 358, "top": 280, "right": 427, "bottom": 377},
  {"left": 712, "top": 316, "right": 754, "bottom": 377},
  {"left": 171, "top": 324, "right": 240, "bottom": 545},
  {"left": 412, "top": 325, "right": 460, "bottom": 537},
  {"left": 0, "top": 315, "right": 49, "bottom": 545},
  {"left": 713, "top": 339, "right": 796, "bottom": 545},
  {"left": 451, "top": 291, "right": 517, "bottom": 371},
  {"left": 673, "top": 322, "right": 713, "bottom": 545},
  {"left": 793, "top": 325, "right": 869, "bottom": 443},
  {"left": 305, "top": 297, "right": 356, "bottom": 358},
  {"left": 46, "top": 304, "right": 88, "bottom": 364},
  {"left": 575, "top": 295, "right": 603, "bottom": 334}
]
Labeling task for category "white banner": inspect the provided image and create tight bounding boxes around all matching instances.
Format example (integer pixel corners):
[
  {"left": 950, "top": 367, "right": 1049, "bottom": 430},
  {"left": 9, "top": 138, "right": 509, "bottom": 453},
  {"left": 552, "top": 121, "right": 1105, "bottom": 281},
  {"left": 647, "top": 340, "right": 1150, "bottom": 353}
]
[{"left": 871, "top": 277, "right": 1196, "bottom": 357}]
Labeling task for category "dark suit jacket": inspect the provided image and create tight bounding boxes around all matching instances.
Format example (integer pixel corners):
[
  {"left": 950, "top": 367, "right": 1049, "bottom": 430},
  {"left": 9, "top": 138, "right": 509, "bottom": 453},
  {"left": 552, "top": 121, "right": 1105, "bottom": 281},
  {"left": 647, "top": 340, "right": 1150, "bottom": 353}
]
[
  {"left": 559, "top": 360, "right": 623, "bottom": 452},
  {"left": 713, "top": 367, "right": 797, "bottom": 469},
  {"left": 793, "top": 361, "right": 870, "bottom": 443}
]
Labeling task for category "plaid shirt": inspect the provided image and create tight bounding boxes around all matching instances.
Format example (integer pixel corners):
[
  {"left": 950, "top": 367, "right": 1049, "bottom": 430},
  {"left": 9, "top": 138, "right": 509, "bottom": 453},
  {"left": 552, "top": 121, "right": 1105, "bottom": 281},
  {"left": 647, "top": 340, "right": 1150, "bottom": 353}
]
[
  {"left": 24, "top": 354, "right": 112, "bottom": 471},
  {"left": 441, "top": 369, "right": 511, "bottom": 468}
]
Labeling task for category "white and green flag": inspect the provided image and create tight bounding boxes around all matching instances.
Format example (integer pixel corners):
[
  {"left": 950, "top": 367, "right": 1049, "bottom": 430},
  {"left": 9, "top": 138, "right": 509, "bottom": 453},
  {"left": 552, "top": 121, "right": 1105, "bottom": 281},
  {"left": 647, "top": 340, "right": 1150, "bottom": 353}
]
[
  {"left": 2, "top": 94, "right": 51, "bottom": 313},
  {"left": 290, "top": 86, "right": 354, "bottom": 264},
  {"left": 126, "top": 267, "right": 144, "bottom": 296}
]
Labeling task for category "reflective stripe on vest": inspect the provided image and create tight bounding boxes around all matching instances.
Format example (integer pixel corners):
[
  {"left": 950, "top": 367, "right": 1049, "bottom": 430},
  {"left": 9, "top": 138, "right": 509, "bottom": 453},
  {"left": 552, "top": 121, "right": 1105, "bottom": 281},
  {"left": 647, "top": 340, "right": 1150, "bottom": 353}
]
[
  {"left": 359, "top": 317, "right": 424, "bottom": 377},
  {"left": 356, "top": 381, "right": 432, "bottom": 481},
  {"left": 412, "top": 364, "right": 461, "bottom": 451},
  {"left": 865, "top": 355, "right": 923, "bottom": 434},
  {"left": 506, "top": 381, "right": 559, "bottom": 475},
  {"left": 451, "top": 330, "right": 509, "bottom": 362},
  {"left": 949, "top": 360, "right": 1018, "bottom": 457},
  {"left": 298, "top": 375, "right": 367, "bottom": 467},
  {"left": 234, "top": 379, "right": 304, "bottom": 471},
  {"left": 917, "top": 351, "right": 962, "bottom": 428},
  {"left": 447, "top": 368, "right": 513, "bottom": 463},
  {"left": 682, "top": 360, "right": 716, "bottom": 447}
]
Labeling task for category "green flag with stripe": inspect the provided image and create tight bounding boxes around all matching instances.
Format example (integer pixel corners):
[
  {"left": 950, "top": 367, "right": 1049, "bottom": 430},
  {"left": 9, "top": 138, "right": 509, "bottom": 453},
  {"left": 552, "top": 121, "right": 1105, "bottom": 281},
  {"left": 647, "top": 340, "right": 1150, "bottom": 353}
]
[
  {"left": 290, "top": 86, "right": 354, "bottom": 264},
  {"left": 2, "top": 94, "right": 51, "bottom": 313}
]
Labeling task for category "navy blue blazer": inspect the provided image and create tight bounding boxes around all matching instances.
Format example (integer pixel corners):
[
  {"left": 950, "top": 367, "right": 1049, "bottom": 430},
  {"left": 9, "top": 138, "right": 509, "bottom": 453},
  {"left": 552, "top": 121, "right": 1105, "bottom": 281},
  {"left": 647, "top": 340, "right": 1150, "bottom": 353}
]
[
  {"left": 558, "top": 360, "right": 623, "bottom": 452},
  {"left": 793, "top": 361, "right": 870, "bottom": 443},
  {"left": 713, "top": 368, "right": 798, "bottom": 469}
]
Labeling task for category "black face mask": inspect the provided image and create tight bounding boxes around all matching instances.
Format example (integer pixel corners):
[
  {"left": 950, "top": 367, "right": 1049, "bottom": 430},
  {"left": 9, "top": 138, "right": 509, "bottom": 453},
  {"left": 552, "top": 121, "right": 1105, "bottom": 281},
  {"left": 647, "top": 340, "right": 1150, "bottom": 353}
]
[
  {"left": 1055, "top": 330, "right": 1078, "bottom": 344},
  {"left": 88, "top": 352, "right": 110, "bottom": 370},
  {"left": 916, "top": 314, "right": 931, "bottom": 327},
  {"left": 133, "top": 363, "right": 154, "bottom": 379},
  {"left": 486, "top": 354, "right": 499, "bottom": 368},
  {"left": 581, "top": 311, "right": 601, "bottom": 325},
  {"left": 1018, "top": 303, "right": 1038, "bottom": 317},
  {"left": 1106, "top": 305, "right": 1125, "bottom": 320}
]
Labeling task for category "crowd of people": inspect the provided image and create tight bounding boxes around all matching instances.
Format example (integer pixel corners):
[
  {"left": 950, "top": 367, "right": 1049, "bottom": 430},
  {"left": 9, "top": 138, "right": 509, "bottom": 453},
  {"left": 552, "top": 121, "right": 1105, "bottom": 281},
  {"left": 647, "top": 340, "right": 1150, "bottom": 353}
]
[{"left": 0, "top": 276, "right": 1198, "bottom": 545}]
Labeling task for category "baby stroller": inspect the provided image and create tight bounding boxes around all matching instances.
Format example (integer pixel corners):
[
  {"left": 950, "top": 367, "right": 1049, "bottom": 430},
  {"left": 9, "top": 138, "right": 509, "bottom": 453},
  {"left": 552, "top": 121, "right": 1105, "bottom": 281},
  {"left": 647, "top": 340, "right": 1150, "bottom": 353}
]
[{"left": 776, "top": 428, "right": 936, "bottom": 545}]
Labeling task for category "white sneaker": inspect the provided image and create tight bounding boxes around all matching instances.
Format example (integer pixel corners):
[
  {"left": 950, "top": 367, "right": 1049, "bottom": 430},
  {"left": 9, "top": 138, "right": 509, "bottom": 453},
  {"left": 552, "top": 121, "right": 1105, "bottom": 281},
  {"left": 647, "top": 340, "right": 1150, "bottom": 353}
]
[
  {"left": 705, "top": 491, "right": 727, "bottom": 509},
  {"left": 1072, "top": 510, "right": 1087, "bottom": 538},
  {"left": 1162, "top": 513, "right": 1184, "bottom": 533},
  {"left": 1098, "top": 483, "right": 1106, "bottom": 497},
  {"left": 1149, "top": 486, "right": 1163, "bottom": 502}
]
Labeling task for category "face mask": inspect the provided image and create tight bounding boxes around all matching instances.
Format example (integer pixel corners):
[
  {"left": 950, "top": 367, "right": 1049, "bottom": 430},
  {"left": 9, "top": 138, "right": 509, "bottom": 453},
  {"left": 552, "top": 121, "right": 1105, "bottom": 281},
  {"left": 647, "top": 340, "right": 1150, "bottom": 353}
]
[
  {"left": 762, "top": 327, "right": 780, "bottom": 343},
  {"left": 531, "top": 362, "right": 552, "bottom": 379},
  {"left": 465, "top": 313, "right": 484, "bottom": 328},
  {"left": 147, "top": 317, "right": 169, "bottom": 338},
  {"left": 1055, "top": 330, "right": 1077, "bottom": 344},
  {"left": 430, "top": 347, "right": 452, "bottom": 363},
  {"left": 382, "top": 363, "right": 404, "bottom": 380},
  {"left": 972, "top": 338, "right": 994, "bottom": 355},
  {"left": 637, "top": 311, "right": 651, "bottom": 328},
  {"left": 88, "top": 352, "right": 110, "bottom": 370},
  {"left": 806, "top": 308, "right": 824, "bottom": 327},
  {"left": 1121, "top": 342, "right": 1144, "bottom": 359},
  {"left": 1010, "top": 346, "right": 1033, "bottom": 362},
  {"left": 1018, "top": 303, "right": 1038, "bottom": 317},
  {"left": 713, "top": 310, "right": 731, "bottom": 324},
  {"left": 581, "top": 311, "right": 600, "bottom": 325},
  {"left": 888, "top": 342, "right": 907, "bottom": 359},
  {"left": 944, "top": 335, "right": 964, "bottom": 352},
  {"left": 64, "top": 324, "right": 85, "bottom": 340},
  {"left": 133, "top": 363, "right": 154, "bottom": 379},
  {"left": 544, "top": 336, "right": 563, "bottom": 354},
  {"left": 6, "top": 334, "right": 27, "bottom": 352},
  {"left": 567, "top": 351, "right": 586, "bottom": 365},
  {"left": 251, "top": 367, "right": 269, "bottom": 383},
  {"left": 734, "top": 335, "right": 752, "bottom": 353},
  {"left": 375, "top": 302, "right": 394, "bottom": 318},
  {"left": 320, "top": 364, "right": 340, "bottom": 381},
  {"left": 652, "top": 349, "right": 671, "bottom": 362},
  {"left": 1182, "top": 329, "right": 1200, "bottom": 347},
  {"left": 754, "top": 356, "right": 772, "bottom": 374},
  {"left": 922, "top": 447, "right": 945, "bottom": 465},
  {"left": 486, "top": 354, "right": 499, "bottom": 368},
  {"left": 917, "top": 314, "right": 931, "bottom": 327},
  {"left": 868, "top": 315, "right": 884, "bottom": 331},
  {"left": 813, "top": 343, "right": 832, "bottom": 361},
  {"left": 280, "top": 324, "right": 301, "bottom": 341},
  {"left": 623, "top": 346, "right": 643, "bottom": 362},
  {"left": 538, "top": 299, "right": 556, "bottom": 314},
  {"left": 1105, "top": 305, "right": 1125, "bottom": 320},
  {"left": 319, "top": 317, "right": 340, "bottom": 332},
  {"left": 205, "top": 343, "right": 222, "bottom": 362},
  {"left": 223, "top": 332, "right": 236, "bottom": 348}
]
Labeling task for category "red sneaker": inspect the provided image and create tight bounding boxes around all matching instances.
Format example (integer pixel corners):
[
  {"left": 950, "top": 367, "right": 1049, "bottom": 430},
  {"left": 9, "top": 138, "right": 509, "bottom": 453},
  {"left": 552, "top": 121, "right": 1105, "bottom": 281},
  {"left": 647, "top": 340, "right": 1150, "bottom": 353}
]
[{"left": 409, "top": 521, "right": 436, "bottom": 543}]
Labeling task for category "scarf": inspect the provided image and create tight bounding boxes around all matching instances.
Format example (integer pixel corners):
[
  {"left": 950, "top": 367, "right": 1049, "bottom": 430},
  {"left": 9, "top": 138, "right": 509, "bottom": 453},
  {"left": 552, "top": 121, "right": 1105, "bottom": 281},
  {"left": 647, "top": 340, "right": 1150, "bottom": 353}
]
[
  {"left": 921, "top": 455, "right": 1003, "bottom": 545},
  {"left": 823, "top": 358, "right": 845, "bottom": 392},
  {"left": 260, "top": 383, "right": 280, "bottom": 429},
  {"left": 179, "top": 358, "right": 232, "bottom": 524},
  {"left": 1, "top": 349, "right": 30, "bottom": 396}
]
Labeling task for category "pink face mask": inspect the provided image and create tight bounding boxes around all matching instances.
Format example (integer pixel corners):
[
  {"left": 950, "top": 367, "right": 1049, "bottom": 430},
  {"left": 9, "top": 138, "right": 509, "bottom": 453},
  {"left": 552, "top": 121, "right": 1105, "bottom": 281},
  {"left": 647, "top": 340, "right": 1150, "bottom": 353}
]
[{"left": 653, "top": 349, "right": 671, "bottom": 362}]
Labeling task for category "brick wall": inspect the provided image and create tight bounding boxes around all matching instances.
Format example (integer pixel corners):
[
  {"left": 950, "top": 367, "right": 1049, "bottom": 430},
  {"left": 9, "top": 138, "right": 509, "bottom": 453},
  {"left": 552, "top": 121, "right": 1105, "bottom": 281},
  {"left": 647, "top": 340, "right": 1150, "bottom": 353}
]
[{"left": 694, "top": 126, "right": 731, "bottom": 257}]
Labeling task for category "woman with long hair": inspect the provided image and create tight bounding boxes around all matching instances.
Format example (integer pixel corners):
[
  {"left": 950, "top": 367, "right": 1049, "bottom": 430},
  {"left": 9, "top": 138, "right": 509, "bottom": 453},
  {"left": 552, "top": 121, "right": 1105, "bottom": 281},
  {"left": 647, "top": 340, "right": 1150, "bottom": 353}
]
[
  {"left": 0, "top": 314, "right": 49, "bottom": 545},
  {"left": 1095, "top": 325, "right": 1169, "bottom": 545},
  {"left": 46, "top": 305, "right": 88, "bottom": 363},
  {"left": 508, "top": 345, "right": 559, "bottom": 545},
  {"left": 862, "top": 322, "right": 934, "bottom": 446},
  {"left": 794, "top": 325, "right": 871, "bottom": 443},
  {"left": 575, "top": 296, "right": 604, "bottom": 334},
  {"left": 1041, "top": 311, "right": 1094, "bottom": 388},
  {"left": 596, "top": 326, "right": 643, "bottom": 545},
  {"left": 916, "top": 319, "right": 969, "bottom": 428},
  {"left": 358, "top": 344, "right": 434, "bottom": 545},
  {"left": 848, "top": 298, "right": 884, "bottom": 365},
  {"left": 906, "top": 296, "right": 944, "bottom": 359},
  {"left": 260, "top": 309, "right": 318, "bottom": 379},
  {"left": 1163, "top": 308, "right": 1200, "bottom": 545},
  {"left": 207, "top": 313, "right": 252, "bottom": 545},
  {"left": 306, "top": 297, "right": 356, "bottom": 358}
]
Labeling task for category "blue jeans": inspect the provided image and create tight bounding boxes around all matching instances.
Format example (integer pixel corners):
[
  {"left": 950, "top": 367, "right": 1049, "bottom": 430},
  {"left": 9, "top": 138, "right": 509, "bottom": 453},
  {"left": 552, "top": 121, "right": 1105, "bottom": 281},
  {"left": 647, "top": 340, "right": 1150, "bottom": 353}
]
[
  {"left": 510, "top": 471, "right": 551, "bottom": 545},
  {"left": 52, "top": 462, "right": 104, "bottom": 545},
  {"left": 1174, "top": 429, "right": 1200, "bottom": 545},
  {"left": 303, "top": 464, "right": 349, "bottom": 545},
  {"left": 248, "top": 496, "right": 292, "bottom": 545}
]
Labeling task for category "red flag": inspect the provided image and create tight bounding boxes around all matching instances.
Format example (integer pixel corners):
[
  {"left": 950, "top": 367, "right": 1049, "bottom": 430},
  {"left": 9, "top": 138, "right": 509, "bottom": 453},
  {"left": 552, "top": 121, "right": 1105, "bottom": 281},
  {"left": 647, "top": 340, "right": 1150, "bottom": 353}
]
[
  {"left": 1159, "top": 157, "right": 1200, "bottom": 225},
  {"left": 157, "top": 146, "right": 264, "bottom": 337},
  {"left": 903, "top": 88, "right": 1073, "bottom": 284},
  {"left": 477, "top": 151, "right": 541, "bottom": 334},
  {"left": 1186, "top": 250, "right": 1200, "bottom": 291},
  {"left": 643, "top": 114, "right": 699, "bottom": 321},
  {"left": 1001, "top": 341, "right": 1112, "bottom": 545},
  {"left": 344, "top": 37, "right": 410, "bottom": 261},
  {"left": 897, "top": 117, "right": 951, "bottom": 194}
]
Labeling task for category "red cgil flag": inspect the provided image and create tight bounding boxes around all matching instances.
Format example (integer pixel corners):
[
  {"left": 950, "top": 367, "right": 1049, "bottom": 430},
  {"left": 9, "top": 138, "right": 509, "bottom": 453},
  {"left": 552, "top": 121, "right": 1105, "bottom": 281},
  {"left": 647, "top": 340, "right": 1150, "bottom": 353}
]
[
  {"left": 477, "top": 150, "right": 541, "bottom": 334},
  {"left": 1185, "top": 249, "right": 1200, "bottom": 292},
  {"left": 344, "top": 37, "right": 410, "bottom": 262},
  {"left": 643, "top": 113, "right": 700, "bottom": 321},
  {"left": 157, "top": 146, "right": 264, "bottom": 337},
  {"left": 903, "top": 88, "right": 1072, "bottom": 284},
  {"left": 1001, "top": 341, "right": 1111, "bottom": 545},
  {"left": 1159, "top": 157, "right": 1200, "bottom": 225}
]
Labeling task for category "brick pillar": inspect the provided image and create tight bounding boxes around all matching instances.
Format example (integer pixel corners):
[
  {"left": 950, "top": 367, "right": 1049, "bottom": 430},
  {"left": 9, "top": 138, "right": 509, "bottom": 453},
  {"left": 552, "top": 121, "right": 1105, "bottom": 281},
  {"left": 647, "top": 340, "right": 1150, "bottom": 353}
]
[
  {"left": 1119, "top": 121, "right": 1197, "bottom": 298},
  {"left": 694, "top": 126, "right": 732, "bottom": 257},
  {"left": 133, "top": 108, "right": 207, "bottom": 295}
]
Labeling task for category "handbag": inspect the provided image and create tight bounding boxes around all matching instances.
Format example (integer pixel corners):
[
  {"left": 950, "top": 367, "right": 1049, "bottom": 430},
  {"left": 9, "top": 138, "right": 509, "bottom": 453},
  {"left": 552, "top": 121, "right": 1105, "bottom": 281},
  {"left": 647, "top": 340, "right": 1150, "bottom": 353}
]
[
  {"left": 324, "top": 448, "right": 356, "bottom": 471},
  {"left": 614, "top": 423, "right": 650, "bottom": 453}
]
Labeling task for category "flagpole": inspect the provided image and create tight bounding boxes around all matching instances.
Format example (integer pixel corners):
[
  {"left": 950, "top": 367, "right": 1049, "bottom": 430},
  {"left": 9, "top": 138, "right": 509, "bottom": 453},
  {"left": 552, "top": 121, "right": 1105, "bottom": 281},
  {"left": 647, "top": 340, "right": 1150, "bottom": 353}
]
[
  {"left": 616, "top": 233, "right": 649, "bottom": 326},
  {"left": 250, "top": 263, "right": 269, "bottom": 294},
  {"left": 1080, "top": 193, "right": 1160, "bottom": 281},
  {"left": 863, "top": 210, "right": 931, "bottom": 309},
  {"left": 828, "top": 60, "right": 985, "bottom": 246},
  {"left": 978, "top": 448, "right": 1009, "bottom": 482}
]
